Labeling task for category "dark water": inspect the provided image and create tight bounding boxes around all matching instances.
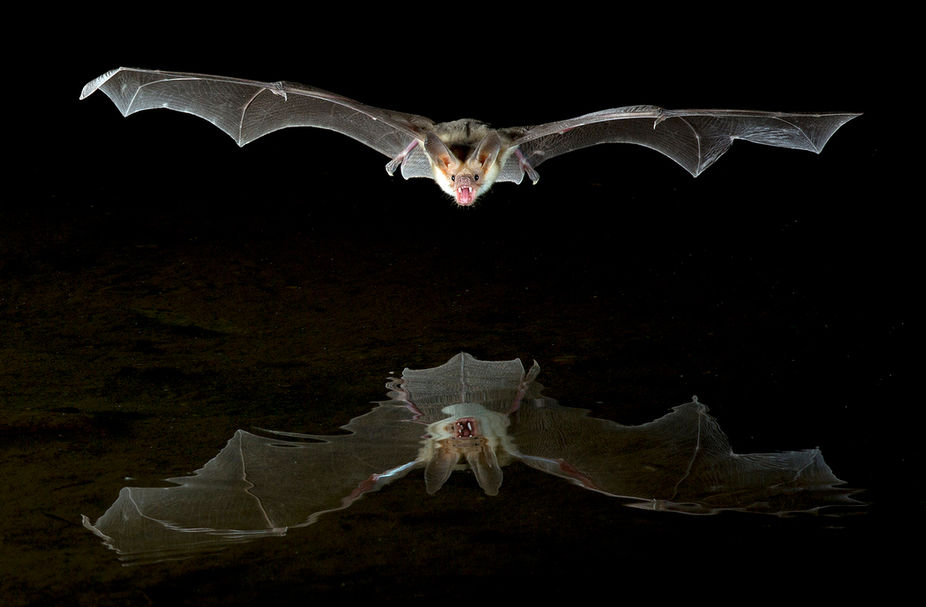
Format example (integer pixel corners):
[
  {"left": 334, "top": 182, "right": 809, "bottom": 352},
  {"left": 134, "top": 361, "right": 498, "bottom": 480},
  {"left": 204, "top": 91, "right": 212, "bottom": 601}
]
[{"left": 5, "top": 82, "right": 913, "bottom": 603}]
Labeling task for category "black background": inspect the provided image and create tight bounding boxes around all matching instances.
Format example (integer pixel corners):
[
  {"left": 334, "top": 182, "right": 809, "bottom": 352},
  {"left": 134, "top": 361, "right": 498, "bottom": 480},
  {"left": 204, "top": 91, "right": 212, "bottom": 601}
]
[{"left": 5, "top": 7, "right": 914, "bottom": 605}]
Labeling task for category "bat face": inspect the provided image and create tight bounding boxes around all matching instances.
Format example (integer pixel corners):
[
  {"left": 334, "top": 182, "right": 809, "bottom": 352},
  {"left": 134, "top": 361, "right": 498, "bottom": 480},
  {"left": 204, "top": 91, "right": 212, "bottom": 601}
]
[
  {"left": 422, "top": 403, "right": 512, "bottom": 494},
  {"left": 424, "top": 121, "right": 512, "bottom": 206}
]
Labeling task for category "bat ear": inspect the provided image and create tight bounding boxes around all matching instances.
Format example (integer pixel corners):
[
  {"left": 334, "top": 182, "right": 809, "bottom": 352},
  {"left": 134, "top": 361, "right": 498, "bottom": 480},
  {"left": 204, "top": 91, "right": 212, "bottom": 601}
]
[
  {"left": 474, "top": 131, "right": 502, "bottom": 170},
  {"left": 424, "top": 447, "right": 459, "bottom": 494},
  {"left": 464, "top": 444, "right": 503, "bottom": 496},
  {"left": 424, "top": 133, "right": 456, "bottom": 170}
]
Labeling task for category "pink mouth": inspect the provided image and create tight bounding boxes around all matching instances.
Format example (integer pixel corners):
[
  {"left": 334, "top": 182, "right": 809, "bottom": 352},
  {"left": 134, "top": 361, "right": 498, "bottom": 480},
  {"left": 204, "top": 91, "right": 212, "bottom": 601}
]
[
  {"left": 455, "top": 186, "right": 475, "bottom": 206},
  {"left": 455, "top": 417, "right": 480, "bottom": 437}
]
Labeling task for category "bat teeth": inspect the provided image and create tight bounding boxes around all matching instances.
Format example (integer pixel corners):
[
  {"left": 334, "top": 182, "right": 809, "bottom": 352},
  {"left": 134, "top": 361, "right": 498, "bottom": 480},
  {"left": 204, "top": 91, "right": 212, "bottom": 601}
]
[
  {"left": 455, "top": 186, "right": 475, "bottom": 206},
  {"left": 455, "top": 418, "right": 479, "bottom": 437}
]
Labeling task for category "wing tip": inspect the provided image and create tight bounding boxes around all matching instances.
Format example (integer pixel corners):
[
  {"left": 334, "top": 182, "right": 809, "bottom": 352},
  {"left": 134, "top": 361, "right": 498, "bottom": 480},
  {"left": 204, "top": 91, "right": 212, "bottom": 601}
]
[
  {"left": 815, "top": 112, "right": 863, "bottom": 153},
  {"left": 79, "top": 67, "right": 123, "bottom": 100}
]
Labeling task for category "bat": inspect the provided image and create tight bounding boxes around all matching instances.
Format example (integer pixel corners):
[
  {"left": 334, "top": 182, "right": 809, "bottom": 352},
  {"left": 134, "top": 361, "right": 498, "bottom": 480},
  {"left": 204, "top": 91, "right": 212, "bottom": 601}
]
[
  {"left": 82, "top": 353, "right": 858, "bottom": 564},
  {"left": 80, "top": 68, "right": 860, "bottom": 206}
]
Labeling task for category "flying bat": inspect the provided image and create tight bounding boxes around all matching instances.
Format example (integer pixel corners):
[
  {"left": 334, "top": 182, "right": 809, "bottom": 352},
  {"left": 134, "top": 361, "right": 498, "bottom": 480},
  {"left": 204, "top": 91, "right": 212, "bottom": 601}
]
[
  {"left": 82, "top": 353, "right": 857, "bottom": 564},
  {"left": 81, "top": 68, "right": 860, "bottom": 206}
]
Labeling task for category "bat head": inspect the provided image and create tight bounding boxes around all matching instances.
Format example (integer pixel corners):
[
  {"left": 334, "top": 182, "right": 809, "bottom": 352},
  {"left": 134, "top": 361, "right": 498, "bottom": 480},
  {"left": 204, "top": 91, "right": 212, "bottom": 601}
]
[
  {"left": 421, "top": 404, "right": 512, "bottom": 495},
  {"left": 424, "top": 128, "right": 504, "bottom": 206}
]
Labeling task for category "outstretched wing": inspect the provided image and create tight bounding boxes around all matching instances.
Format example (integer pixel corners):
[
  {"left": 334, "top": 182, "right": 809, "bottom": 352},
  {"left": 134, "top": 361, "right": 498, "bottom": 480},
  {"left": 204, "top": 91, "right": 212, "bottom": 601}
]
[
  {"left": 512, "top": 399, "right": 855, "bottom": 515},
  {"left": 81, "top": 403, "right": 427, "bottom": 564},
  {"left": 501, "top": 106, "right": 860, "bottom": 180},
  {"left": 80, "top": 67, "right": 434, "bottom": 162}
]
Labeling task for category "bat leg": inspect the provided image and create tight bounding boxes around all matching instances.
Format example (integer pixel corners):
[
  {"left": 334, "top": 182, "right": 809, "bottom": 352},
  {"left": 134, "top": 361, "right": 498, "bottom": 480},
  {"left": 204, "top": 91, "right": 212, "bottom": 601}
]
[
  {"left": 515, "top": 149, "right": 540, "bottom": 184},
  {"left": 385, "top": 139, "right": 421, "bottom": 176}
]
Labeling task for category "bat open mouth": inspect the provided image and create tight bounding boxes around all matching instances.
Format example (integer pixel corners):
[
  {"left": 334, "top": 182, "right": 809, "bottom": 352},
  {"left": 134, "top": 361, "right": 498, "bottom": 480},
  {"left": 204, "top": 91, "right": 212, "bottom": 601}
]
[
  {"left": 454, "top": 417, "right": 479, "bottom": 437},
  {"left": 455, "top": 186, "right": 476, "bottom": 206}
]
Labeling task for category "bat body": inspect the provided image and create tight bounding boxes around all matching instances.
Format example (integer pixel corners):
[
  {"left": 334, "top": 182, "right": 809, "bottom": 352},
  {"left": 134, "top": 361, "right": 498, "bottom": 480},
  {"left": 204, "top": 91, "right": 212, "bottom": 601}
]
[
  {"left": 82, "top": 353, "right": 858, "bottom": 564},
  {"left": 81, "top": 68, "right": 860, "bottom": 206}
]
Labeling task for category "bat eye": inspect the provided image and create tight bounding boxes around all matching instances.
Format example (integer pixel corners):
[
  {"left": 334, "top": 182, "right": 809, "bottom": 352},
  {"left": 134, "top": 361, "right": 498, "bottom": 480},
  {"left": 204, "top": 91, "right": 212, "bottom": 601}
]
[
  {"left": 474, "top": 174, "right": 479, "bottom": 181},
  {"left": 450, "top": 174, "right": 455, "bottom": 182}
]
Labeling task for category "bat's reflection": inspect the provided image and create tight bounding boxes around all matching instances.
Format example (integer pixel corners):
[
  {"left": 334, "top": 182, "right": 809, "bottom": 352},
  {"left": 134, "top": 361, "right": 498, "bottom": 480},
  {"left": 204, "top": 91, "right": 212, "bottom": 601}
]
[{"left": 83, "top": 353, "right": 858, "bottom": 564}]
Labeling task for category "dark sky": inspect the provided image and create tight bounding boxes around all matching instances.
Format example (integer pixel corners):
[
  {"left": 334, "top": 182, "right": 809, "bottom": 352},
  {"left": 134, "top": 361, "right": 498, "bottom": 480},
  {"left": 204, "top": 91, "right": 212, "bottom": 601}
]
[{"left": 5, "top": 9, "right": 913, "bottom": 605}]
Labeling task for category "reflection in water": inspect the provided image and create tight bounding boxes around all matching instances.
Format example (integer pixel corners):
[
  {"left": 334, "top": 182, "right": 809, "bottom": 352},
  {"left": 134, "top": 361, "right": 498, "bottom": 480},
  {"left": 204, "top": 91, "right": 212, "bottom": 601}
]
[{"left": 83, "top": 353, "right": 858, "bottom": 564}]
